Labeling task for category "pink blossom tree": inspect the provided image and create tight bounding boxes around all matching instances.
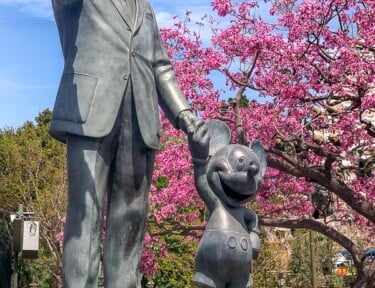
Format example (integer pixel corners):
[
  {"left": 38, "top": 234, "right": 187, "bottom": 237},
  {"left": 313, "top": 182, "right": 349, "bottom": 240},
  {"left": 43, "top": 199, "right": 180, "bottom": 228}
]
[{"left": 149, "top": 0, "right": 374, "bottom": 286}]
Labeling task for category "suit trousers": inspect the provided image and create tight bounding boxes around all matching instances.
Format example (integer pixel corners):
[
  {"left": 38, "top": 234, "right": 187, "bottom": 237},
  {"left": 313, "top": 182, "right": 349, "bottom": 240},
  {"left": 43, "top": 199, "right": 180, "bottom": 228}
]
[{"left": 63, "top": 79, "right": 155, "bottom": 288}]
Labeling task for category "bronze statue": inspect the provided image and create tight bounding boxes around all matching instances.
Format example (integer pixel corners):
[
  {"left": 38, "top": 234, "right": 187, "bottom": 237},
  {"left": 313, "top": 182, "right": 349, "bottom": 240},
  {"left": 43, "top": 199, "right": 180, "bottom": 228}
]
[
  {"left": 50, "top": 0, "right": 199, "bottom": 287},
  {"left": 189, "top": 120, "right": 267, "bottom": 288}
]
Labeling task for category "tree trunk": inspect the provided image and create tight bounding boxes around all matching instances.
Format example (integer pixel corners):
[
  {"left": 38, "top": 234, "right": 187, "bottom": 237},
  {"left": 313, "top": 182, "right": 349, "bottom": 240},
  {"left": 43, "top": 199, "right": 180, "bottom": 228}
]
[
  {"left": 260, "top": 217, "right": 375, "bottom": 288},
  {"left": 352, "top": 260, "right": 375, "bottom": 288},
  {"left": 0, "top": 214, "right": 12, "bottom": 288}
]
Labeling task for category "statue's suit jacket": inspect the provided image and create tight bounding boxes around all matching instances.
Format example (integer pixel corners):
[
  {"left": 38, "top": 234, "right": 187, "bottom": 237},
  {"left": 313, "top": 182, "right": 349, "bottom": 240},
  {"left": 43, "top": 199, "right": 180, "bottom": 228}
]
[{"left": 50, "top": 0, "right": 190, "bottom": 149}]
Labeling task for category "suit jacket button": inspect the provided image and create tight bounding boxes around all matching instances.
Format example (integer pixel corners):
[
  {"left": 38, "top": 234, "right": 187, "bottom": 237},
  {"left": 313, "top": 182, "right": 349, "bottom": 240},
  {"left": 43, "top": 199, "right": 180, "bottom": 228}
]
[{"left": 123, "top": 74, "right": 128, "bottom": 80}]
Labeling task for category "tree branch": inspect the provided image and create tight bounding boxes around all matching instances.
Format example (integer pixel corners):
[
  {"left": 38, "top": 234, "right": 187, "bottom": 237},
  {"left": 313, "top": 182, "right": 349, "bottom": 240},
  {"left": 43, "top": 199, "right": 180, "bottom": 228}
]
[
  {"left": 260, "top": 217, "right": 364, "bottom": 266},
  {"left": 266, "top": 154, "right": 375, "bottom": 223}
]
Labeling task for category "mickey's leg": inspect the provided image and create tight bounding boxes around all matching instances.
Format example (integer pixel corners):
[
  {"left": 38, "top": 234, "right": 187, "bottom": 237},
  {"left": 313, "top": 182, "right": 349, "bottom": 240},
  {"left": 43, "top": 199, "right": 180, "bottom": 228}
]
[{"left": 194, "top": 272, "right": 217, "bottom": 288}]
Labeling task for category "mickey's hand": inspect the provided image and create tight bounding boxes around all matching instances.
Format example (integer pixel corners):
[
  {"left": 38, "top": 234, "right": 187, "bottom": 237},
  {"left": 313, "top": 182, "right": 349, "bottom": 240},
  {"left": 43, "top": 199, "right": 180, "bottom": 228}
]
[
  {"left": 250, "top": 230, "right": 260, "bottom": 259},
  {"left": 188, "top": 120, "right": 210, "bottom": 163}
]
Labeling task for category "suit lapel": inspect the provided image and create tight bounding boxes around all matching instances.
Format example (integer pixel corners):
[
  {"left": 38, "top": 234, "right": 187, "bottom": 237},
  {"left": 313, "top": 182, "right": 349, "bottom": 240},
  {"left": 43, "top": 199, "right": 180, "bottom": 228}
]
[
  {"left": 111, "top": 0, "right": 132, "bottom": 30},
  {"left": 134, "top": 0, "right": 144, "bottom": 34},
  {"left": 111, "top": 0, "right": 144, "bottom": 33}
]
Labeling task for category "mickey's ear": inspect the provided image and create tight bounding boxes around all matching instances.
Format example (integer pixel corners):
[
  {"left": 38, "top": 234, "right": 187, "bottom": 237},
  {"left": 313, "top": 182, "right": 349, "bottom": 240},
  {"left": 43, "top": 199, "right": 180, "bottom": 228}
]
[
  {"left": 250, "top": 140, "right": 267, "bottom": 177},
  {"left": 206, "top": 120, "right": 231, "bottom": 156}
]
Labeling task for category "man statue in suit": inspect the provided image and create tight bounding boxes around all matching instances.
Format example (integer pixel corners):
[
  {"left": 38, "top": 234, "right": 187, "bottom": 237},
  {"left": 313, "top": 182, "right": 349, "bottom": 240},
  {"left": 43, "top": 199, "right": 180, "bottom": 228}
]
[{"left": 50, "top": 0, "right": 201, "bottom": 287}]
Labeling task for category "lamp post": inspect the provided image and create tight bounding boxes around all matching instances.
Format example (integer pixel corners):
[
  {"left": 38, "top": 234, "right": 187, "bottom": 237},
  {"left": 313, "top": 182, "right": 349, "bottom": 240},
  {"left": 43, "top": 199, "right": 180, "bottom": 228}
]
[
  {"left": 11, "top": 204, "right": 23, "bottom": 288},
  {"left": 10, "top": 204, "right": 40, "bottom": 288},
  {"left": 309, "top": 228, "right": 318, "bottom": 288},
  {"left": 309, "top": 194, "right": 318, "bottom": 288}
]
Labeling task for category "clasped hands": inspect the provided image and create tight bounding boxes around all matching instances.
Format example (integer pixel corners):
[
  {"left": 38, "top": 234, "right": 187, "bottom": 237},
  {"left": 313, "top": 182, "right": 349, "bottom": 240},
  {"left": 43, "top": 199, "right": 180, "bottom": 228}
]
[{"left": 177, "top": 110, "right": 210, "bottom": 163}]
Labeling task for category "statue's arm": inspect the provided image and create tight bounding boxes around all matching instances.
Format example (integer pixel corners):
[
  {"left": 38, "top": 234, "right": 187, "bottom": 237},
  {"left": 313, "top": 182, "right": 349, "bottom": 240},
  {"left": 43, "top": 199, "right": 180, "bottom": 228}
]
[
  {"left": 188, "top": 120, "right": 217, "bottom": 211},
  {"left": 151, "top": 10, "right": 192, "bottom": 129},
  {"left": 244, "top": 209, "right": 260, "bottom": 259},
  {"left": 244, "top": 209, "right": 258, "bottom": 231},
  {"left": 193, "top": 164, "right": 218, "bottom": 212},
  {"left": 52, "top": 0, "right": 80, "bottom": 7}
]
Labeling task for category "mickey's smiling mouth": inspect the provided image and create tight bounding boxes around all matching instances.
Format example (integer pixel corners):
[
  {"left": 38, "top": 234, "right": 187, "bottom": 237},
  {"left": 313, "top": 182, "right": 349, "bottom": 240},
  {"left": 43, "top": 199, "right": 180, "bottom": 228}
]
[
  {"left": 217, "top": 171, "right": 256, "bottom": 203},
  {"left": 221, "top": 181, "right": 250, "bottom": 202}
]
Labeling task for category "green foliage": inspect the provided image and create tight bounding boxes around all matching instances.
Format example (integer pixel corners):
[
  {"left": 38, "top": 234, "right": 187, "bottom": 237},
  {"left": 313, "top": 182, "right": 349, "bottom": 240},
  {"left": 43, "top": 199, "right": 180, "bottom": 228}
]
[
  {"left": 227, "top": 95, "right": 249, "bottom": 108},
  {"left": 250, "top": 228, "right": 358, "bottom": 287},
  {"left": 151, "top": 235, "right": 197, "bottom": 288},
  {"left": 221, "top": 95, "right": 250, "bottom": 115},
  {"left": 252, "top": 229, "right": 291, "bottom": 288},
  {"left": 288, "top": 230, "right": 312, "bottom": 286},
  {"left": 153, "top": 175, "right": 170, "bottom": 191},
  {"left": 0, "top": 109, "right": 66, "bottom": 287},
  {"left": 19, "top": 246, "right": 57, "bottom": 288},
  {"left": 0, "top": 109, "right": 66, "bottom": 209},
  {"left": 287, "top": 229, "right": 347, "bottom": 288}
]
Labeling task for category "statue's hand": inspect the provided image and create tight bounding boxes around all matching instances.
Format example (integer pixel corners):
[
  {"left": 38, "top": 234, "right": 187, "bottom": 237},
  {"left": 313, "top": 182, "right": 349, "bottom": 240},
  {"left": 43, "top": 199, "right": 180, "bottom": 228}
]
[
  {"left": 188, "top": 120, "right": 210, "bottom": 162},
  {"left": 177, "top": 110, "right": 197, "bottom": 134},
  {"left": 250, "top": 230, "right": 260, "bottom": 259}
]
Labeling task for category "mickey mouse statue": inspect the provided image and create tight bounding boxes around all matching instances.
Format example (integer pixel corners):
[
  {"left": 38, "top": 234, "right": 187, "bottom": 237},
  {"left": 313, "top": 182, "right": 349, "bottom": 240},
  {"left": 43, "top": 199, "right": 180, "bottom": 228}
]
[{"left": 188, "top": 119, "right": 267, "bottom": 288}]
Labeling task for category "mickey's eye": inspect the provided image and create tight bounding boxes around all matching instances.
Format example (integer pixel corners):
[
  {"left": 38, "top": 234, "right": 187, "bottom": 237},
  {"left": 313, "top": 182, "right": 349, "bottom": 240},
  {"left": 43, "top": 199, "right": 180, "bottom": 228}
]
[{"left": 236, "top": 156, "right": 246, "bottom": 171}]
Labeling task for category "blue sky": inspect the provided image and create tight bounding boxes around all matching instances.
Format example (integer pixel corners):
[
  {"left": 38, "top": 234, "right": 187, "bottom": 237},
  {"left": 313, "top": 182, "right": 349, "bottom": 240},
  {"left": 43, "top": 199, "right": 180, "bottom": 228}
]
[{"left": 0, "top": 0, "right": 214, "bottom": 129}]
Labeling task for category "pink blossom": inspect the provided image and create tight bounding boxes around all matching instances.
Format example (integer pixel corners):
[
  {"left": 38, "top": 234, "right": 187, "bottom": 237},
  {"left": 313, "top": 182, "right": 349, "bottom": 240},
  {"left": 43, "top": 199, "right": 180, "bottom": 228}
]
[
  {"left": 56, "top": 0, "right": 375, "bottom": 275},
  {"left": 211, "top": 0, "right": 232, "bottom": 16}
]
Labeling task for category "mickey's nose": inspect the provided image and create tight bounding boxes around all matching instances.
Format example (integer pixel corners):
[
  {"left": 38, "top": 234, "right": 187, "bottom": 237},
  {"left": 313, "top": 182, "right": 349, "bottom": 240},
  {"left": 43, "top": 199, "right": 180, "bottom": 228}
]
[{"left": 248, "top": 162, "right": 259, "bottom": 176}]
